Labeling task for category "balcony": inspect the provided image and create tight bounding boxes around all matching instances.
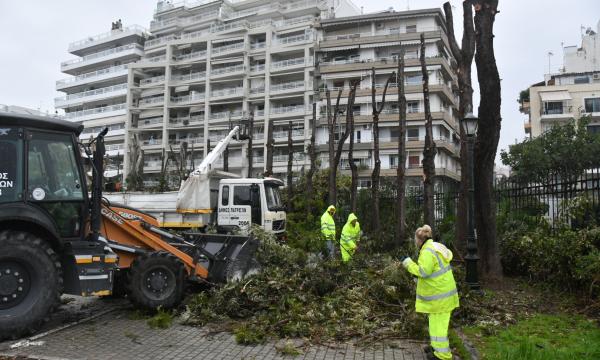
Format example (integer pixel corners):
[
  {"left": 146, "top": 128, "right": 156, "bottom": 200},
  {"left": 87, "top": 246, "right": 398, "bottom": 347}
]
[
  {"left": 209, "top": 110, "right": 244, "bottom": 121},
  {"left": 155, "top": 10, "right": 219, "bottom": 32},
  {"left": 210, "top": 64, "right": 245, "bottom": 78},
  {"left": 139, "top": 54, "right": 167, "bottom": 65},
  {"left": 174, "top": 50, "right": 207, "bottom": 63},
  {"left": 143, "top": 160, "right": 162, "bottom": 172},
  {"left": 141, "top": 138, "right": 163, "bottom": 149},
  {"left": 172, "top": 71, "right": 206, "bottom": 83},
  {"left": 271, "top": 81, "right": 306, "bottom": 94},
  {"left": 273, "top": 129, "right": 305, "bottom": 139},
  {"left": 61, "top": 44, "right": 144, "bottom": 73},
  {"left": 340, "top": 158, "right": 370, "bottom": 170},
  {"left": 210, "top": 21, "right": 248, "bottom": 34},
  {"left": 211, "top": 42, "right": 245, "bottom": 57},
  {"left": 138, "top": 96, "right": 165, "bottom": 108},
  {"left": 140, "top": 75, "right": 165, "bottom": 87},
  {"left": 273, "top": 15, "right": 314, "bottom": 28},
  {"left": 250, "top": 42, "right": 266, "bottom": 51},
  {"left": 250, "top": 87, "right": 265, "bottom": 96},
  {"left": 169, "top": 137, "right": 204, "bottom": 146},
  {"left": 169, "top": 115, "right": 204, "bottom": 127},
  {"left": 56, "top": 64, "right": 129, "bottom": 90},
  {"left": 170, "top": 93, "right": 205, "bottom": 105},
  {"left": 145, "top": 35, "right": 178, "bottom": 50},
  {"left": 68, "top": 25, "right": 147, "bottom": 54},
  {"left": 64, "top": 103, "right": 127, "bottom": 122},
  {"left": 273, "top": 153, "right": 305, "bottom": 163},
  {"left": 181, "top": 29, "right": 211, "bottom": 42},
  {"left": 271, "top": 57, "right": 311, "bottom": 71},
  {"left": 250, "top": 64, "right": 266, "bottom": 73},
  {"left": 55, "top": 83, "right": 128, "bottom": 109},
  {"left": 273, "top": 34, "right": 312, "bottom": 47},
  {"left": 252, "top": 156, "right": 265, "bottom": 163},
  {"left": 284, "top": 0, "right": 327, "bottom": 12},
  {"left": 270, "top": 105, "right": 306, "bottom": 117},
  {"left": 210, "top": 87, "right": 244, "bottom": 100},
  {"left": 137, "top": 116, "right": 164, "bottom": 129},
  {"left": 320, "top": 26, "right": 443, "bottom": 49}
]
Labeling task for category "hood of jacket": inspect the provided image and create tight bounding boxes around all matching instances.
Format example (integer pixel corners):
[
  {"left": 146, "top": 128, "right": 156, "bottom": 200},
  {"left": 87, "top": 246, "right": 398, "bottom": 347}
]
[
  {"left": 428, "top": 240, "right": 453, "bottom": 262},
  {"left": 346, "top": 213, "right": 358, "bottom": 224}
]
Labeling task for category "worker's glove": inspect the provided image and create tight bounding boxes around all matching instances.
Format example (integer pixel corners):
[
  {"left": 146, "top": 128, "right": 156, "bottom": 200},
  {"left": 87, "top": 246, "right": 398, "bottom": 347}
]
[{"left": 400, "top": 256, "right": 411, "bottom": 268}]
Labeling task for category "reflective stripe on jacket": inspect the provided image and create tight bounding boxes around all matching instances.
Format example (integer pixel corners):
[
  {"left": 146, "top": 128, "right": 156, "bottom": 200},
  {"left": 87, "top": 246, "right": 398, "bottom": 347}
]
[
  {"left": 402, "top": 239, "right": 459, "bottom": 313},
  {"left": 320, "top": 208, "right": 336, "bottom": 240}
]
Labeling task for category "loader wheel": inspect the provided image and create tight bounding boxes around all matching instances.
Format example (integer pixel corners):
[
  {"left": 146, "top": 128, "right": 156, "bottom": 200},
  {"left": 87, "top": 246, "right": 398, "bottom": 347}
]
[
  {"left": 0, "top": 230, "right": 62, "bottom": 340},
  {"left": 127, "top": 252, "right": 185, "bottom": 309}
]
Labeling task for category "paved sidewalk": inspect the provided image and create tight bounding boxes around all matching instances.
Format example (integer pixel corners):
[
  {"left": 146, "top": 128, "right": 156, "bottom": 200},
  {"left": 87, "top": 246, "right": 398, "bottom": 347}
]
[{"left": 0, "top": 309, "right": 428, "bottom": 360}]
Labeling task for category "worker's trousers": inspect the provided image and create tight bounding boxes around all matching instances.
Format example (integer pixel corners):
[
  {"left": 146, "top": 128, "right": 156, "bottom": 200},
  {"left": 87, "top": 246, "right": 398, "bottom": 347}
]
[{"left": 428, "top": 312, "right": 452, "bottom": 360}]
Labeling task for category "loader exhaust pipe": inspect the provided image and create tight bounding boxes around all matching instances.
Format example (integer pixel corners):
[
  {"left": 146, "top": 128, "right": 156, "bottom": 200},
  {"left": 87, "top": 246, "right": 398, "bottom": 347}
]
[{"left": 90, "top": 127, "right": 108, "bottom": 242}]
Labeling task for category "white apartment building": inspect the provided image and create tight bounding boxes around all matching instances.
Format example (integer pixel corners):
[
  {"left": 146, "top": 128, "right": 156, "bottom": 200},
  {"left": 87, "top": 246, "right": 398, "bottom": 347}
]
[
  {"left": 522, "top": 19, "right": 600, "bottom": 138},
  {"left": 315, "top": 9, "right": 461, "bottom": 188},
  {"left": 56, "top": 22, "right": 148, "bottom": 176},
  {"left": 124, "top": 0, "right": 359, "bottom": 187}
]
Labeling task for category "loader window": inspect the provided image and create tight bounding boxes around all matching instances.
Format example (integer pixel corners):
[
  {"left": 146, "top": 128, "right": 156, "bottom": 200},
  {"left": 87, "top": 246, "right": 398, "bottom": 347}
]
[
  {"left": 221, "top": 185, "right": 229, "bottom": 206},
  {"left": 0, "top": 127, "right": 23, "bottom": 203},
  {"left": 233, "top": 186, "right": 251, "bottom": 206},
  {"left": 265, "top": 184, "right": 282, "bottom": 211}
]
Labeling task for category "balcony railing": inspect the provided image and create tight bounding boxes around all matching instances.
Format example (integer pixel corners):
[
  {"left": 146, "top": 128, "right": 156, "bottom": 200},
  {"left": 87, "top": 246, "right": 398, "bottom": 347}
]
[
  {"left": 271, "top": 57, "right": 311, "bottom": 70},
  {"left": 64, "top": 103, "right": 127, "bottom": 120},
  {"left": 138, "top": 117, "right": 164, "bottom": 127},
  {"left": 273, "top": 129, "right": 304, "bottom": 138},
  {"left": 250, "top": 42, "right": 266, "bottom": 50},
  {"left": 61, "top": 44, "right": 143, "bottom": 68},
  {"left": 68, "top": 25, "right": 147, "bottom": 52},
  {"left": 210, "top": 21, "right": 248, "bottom": 33},
  {"left": 250, "top": 87, "right": 265, "bottom": 95},
  {"left": 250, "top": 64, "right": 265, "bottom": 72},
  {"left": 56, "top": 64, "right": 129, "bottom": 88},
  {"left": 140, "top": 75, "right": 165, "bottom": 86},
  {"left": 209, "top": 110, "right": 244, "bottom": 120},
  {"left": 175, "top": 50, "right": 207, "bottom": 62},
  {"left": 270, "top": 105, "right": 306, "bottom": 115},
  {"left": 139, "top": 96, "right": 165, "bottom": 107},
  {"left": 169, "top": 115, "right": 204, "bottom": 127},
  {"left": 340, "top": 158, "right": 371, "bottom": 170},
  {"left": 145, "top": 35, "right": 178, "bottom": 49},
  {"left": 273, "top": 153, "right": 305, "bottom": 162},
  {"left": 170, "top": 93, "right": 205, "bottom": 104},
  {"left": 140, "top": 54, "right": 167, "bottom": 64},
  {"left": 173, "top": 71, "right": 206, "bottom": 82},
  {"left": 141, "top": 139, "right": 163, "bottom": 146},
  {"left": 274, "top": 34, "right": 311, "bottom": 46},
  {"left": 322, "top": 26, "right": 441, "bottom": 41},
  {"left": 254, "top": 109, "right": 265, "bottom": 117},
  {"left": 211, "top": 64, "right": 245, "bottom": 76},
  {"left": 284, "top": 0, "right": 325, "bottom": 11},
  {"left": 211, "top": 42, "right": 245, "bottom": 55},
  {"left": 271, "top": 81, "right": 306, "bottom": 93},
  {"left": 273, "top": 15, "right": 314, "bottom": 28},
  {"left": 169, "top": 137, "right": 204, "bottom": 145},
  {"left": 55, "top": 83, "right": 128, "bottom": 104},
  {"left": 210, "top": 87, "right": 244, "bottom": 98}
]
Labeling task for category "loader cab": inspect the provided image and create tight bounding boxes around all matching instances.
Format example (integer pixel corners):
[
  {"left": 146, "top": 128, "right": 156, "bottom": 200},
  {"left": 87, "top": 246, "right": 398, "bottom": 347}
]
[{"left": 217, "top": 178, "right": 285, "bottom": 235}]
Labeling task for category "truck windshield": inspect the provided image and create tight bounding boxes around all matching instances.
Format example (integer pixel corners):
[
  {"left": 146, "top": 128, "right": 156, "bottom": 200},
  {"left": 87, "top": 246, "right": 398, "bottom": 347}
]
[{"left": 265, "top": 184, "right": 282, "bottom": 211}]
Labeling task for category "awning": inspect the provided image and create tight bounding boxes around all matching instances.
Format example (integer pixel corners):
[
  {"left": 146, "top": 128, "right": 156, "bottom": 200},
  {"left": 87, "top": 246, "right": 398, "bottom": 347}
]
[
  {"left": 540, "top": 91, "right": 572, "bottom": 102},
  {"left": 320, "top": 45, "right": 359, "bottom": 52}
]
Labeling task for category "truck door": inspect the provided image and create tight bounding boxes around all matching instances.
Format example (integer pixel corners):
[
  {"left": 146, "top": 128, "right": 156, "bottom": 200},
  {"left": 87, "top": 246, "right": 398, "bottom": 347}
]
[
  {"left": 232, "top": 185, "right": 252, "bottom": 232},
  {"left": 250, "top": 184, "right": 262, "bottom": 226},
  {"left": 217, "top": 185, "right": 230, "bottom": 226}
]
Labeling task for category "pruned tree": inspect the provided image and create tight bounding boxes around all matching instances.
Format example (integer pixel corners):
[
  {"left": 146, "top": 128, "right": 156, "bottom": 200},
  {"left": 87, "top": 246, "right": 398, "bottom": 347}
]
[
  {"left": 223, "top": 114, "right": 230, "bottom": 172},
  {"left": 305, "top": 103, "right": 317, "bottom": 218},
  {"left": 472, "top": 0, "right": 503, "bottom": 280},
  {"left": 370, "top": 67, "right": 395, "bottom": 235},
  {"left": 158, "top": 148, "right": 170, "bottom": 192},
  {"left": 265, "top": 120, "right": 274, "bottom": 177},
  {"left": 347, "top": 83, "right": 359, "bottom": 213},
  {"left": 326, "top": 88, "right": 343, "bottom": 205},
  {"left": 287, "top": 121, "right": 294, "bottom": 212},
  {"left": 396, "top": 50, "right": 407, "bottom": 245},
  {"left": 247, "top": 110, "right": 254, "bottom": 177},
  {"left": 443, "top": 1, "right": 476, "bottom": 252},
  {"left": 420, "top": 33, "right": 437, "bottom": 229},
  {"left": 126, "top": 133, "right": 144, "bottom": 191}
]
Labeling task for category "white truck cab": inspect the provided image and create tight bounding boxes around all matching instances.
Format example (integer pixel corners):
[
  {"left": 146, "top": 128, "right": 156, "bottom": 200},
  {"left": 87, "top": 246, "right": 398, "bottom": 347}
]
[{"left": 217, "top": 178, "right": 286, "bottom": 235}]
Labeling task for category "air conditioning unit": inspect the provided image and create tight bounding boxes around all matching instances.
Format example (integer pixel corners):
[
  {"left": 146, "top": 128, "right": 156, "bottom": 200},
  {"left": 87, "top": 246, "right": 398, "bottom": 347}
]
[{"left": 593, "top": 73, "right": 600, "bottom": 80}]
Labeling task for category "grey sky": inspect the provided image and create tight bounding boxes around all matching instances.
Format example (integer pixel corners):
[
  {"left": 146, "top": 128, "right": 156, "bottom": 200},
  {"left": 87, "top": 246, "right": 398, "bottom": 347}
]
[{"left": 1, "top": 0, "right": 599, "bottom": 163}]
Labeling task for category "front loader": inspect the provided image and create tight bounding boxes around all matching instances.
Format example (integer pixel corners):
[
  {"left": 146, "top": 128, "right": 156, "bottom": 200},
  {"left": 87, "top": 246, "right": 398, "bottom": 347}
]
[{"left": 0, "top": 113, "right": 259, "bottom": 340}]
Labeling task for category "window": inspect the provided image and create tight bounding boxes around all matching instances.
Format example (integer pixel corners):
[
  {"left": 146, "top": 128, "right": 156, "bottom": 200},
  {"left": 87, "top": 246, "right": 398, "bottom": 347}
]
[
  {"left": 27, "top": 132, "right": 83, "bottom": 201},
  {"left": 356, "top": 130, "right": 361, "bottom": 143},
  {"left": 406, "top": 24, "right": 417, "bottom": 33},
  {"left": 585, "top": 98, "right": 600, "bottom": 113},
  {"left": 390, "top": 156, "right": 398, "bottom": 168},
  {"left": 233, "top": 186, "right": 251, "bottom": 206},
  {"left": 265, "top": 184, "right": 282, "bottom": 211},
  {"left": 544, "top": 101, "right": 564, "bottom": 115},
  {"left": 588, "top": 126, "right": 600, "bottom": 135},
  {"left": 408, "top": 154, "right": 421, "bottom": 168},
  {"left": 406, "top": 75, "right": 422, "bottom": 85},
  {"left": 221, "top": 185, "right": 229, "bottom": 206},
  {"left": 574, "top": 76, "right": 590, "bottom": 84},
  {"left": 333, "top": 80, "right": 344, "bottom": 88},
  {"left": 0, "top": 127, "right": 22, "bottom": 203},
  {"left": 407, "top": 128, "right": 419, "bottom": 140},
  {"left": 407, "top": 101, "right": 420, "bottom": 113}
]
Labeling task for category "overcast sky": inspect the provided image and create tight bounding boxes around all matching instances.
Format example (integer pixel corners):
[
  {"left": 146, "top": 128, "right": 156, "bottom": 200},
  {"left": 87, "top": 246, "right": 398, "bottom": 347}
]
[{"left": 1, "top": 0, "right": 598, "bottom": 163}]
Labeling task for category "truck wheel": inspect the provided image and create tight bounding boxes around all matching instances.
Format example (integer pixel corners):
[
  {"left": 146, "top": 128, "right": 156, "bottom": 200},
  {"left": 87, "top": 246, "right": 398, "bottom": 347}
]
[
  {"left": 126, "top": 252, "right": 185, "bottom": 309},
  {"left": 0, "top": 230, "right": 62, "bottom": 340}
]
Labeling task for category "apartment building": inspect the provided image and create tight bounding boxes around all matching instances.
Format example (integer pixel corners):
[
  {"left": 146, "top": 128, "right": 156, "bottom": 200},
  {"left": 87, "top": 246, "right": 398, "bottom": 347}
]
[
  {"left": 56, "top": 21, "right": 148, "bottom": 176},
  {"left": 124, "top": 0, "right": 359, "bottom": 187},
  {"left": 521, "top": 20, "right": 600, "bottom": 138},
  {"left": 315, "top": 9, "right": 461, "bottom": 188}
]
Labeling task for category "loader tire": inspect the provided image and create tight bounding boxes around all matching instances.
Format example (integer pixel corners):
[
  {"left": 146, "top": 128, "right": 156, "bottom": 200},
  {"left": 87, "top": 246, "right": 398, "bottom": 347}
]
[
  {"left": 127, "top": 252, "right": 185, "bottom": 309},
  {"left": 0, "top": 230, "right": 62, "bottom": 341}
]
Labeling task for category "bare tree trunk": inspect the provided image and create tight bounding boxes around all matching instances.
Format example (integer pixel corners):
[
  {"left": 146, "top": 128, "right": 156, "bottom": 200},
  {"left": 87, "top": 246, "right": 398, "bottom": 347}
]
[
  {"left": 224, "top": 114, "right": 231, "bottom": 172},
  {"left": 420, "top": 33, "right": 437, "bottom": 229},
  {"left": 247, "top": 111, "right": 254, "bottom": 177},
  {"left": 265, "top": 120, "right": 274, "bottom": 177},
  {"left": 326, "top": 89, "right": 342, "bottom": 205},
  {"left": 396, "top": 51, "right": 407, "bottom": 246},
  {"left": 444, "top": 1, "right": 475, "bottom": 253},
  {"left": 306, "top": 103, "right": 317, "bottom": 218},
  {"left": 287, "top": 121, "right": 294, "bottom": 212},
  {"left": 333, "top": 82, "right": 359, "bottom": 204},
  {"left": 472, "top": 0, "right": 503, "bottom": 280},
  {"left": 370, "top": 67, "right": 395, "bottom": 235},
  {"left": 348, "top": 86, "right": 359, "bottom": 213}
]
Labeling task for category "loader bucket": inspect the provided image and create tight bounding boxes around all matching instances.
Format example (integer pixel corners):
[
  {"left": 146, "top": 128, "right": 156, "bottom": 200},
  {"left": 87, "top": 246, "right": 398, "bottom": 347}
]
[{"left": 185, "top": 233, "right": 260, "bottom": 283}]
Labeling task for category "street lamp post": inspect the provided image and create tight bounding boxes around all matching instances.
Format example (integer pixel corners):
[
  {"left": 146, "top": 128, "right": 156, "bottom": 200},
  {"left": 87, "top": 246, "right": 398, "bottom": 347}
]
[{"left": 461, "top": 113, "right": 480, "bottom": 290}]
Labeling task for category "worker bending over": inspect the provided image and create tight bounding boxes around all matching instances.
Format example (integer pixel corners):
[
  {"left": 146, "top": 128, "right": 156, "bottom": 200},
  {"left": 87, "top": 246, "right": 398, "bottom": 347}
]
[
  {"left": 320, "top": 205, "right": 336, "bottom": 258},
  {"left": 340, "top": 213, "right": 360, "bottom": 263},
  {"left": 401, "top": 225, "right": 459, "bottom": 360}
]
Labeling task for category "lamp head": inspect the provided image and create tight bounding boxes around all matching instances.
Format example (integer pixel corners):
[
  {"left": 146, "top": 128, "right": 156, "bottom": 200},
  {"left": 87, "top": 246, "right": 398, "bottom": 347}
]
[{"left": 461, "top": 112, "right": 479, "bottom": 136}]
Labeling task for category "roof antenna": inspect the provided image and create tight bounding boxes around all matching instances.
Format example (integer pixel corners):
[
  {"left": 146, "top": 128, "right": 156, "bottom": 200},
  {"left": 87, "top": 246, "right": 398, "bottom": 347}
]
[{"left": 407, "top": 0, "right": 410, "bottom": 10}]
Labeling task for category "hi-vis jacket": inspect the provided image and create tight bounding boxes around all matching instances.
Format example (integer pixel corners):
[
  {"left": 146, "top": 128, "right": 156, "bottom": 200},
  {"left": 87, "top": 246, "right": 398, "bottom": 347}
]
[
  {"left": 402, "top": 239, "right": 459, "bottom": 313},
  {"left": 320, "top": 205, "right": 336, "bottom": 240}
]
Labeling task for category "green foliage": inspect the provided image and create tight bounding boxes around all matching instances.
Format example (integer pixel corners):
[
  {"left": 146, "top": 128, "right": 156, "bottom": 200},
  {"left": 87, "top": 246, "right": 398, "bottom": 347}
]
[
  {"left": 518, "top": 88, "right": 530, "bottom": 103},
  {"left": 465, "top": 314, "right": 600, "bottom": 360},
  {"left": 276, "top": 340, "right": 303, "bottom": 356},
  {"left": 147, "top": 307, "right": 174, "bottom": 329},
  {"left": 500, "top": 116, "right": 600, "bottom": 184}
]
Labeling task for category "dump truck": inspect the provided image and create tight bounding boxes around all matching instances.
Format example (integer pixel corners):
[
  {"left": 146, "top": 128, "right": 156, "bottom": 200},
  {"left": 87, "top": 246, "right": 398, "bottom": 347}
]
[
  {"left": 0, "top": 113, "right": 261, "bottom": 340},
  {"left": 104, "top": 126, "right": 286, "bottom": 235}
]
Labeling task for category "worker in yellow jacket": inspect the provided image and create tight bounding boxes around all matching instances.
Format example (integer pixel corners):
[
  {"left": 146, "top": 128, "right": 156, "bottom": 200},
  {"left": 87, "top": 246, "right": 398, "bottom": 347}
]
[
  {"left": 320, "top": 205, "right": 336, "bottom": 258},
  {"left": 401, "top": 225, "right": 459, "bottom": 360},
  {"left": 340, "top": 213, "right": 360, "bottom": 263}
]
